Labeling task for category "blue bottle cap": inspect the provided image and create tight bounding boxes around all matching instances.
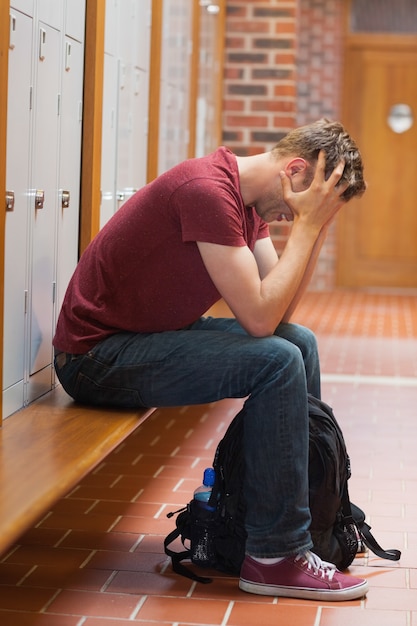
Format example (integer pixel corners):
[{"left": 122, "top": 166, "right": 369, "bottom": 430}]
[{"left": 203, "top": 467, "right": 215, "bottom": 487}]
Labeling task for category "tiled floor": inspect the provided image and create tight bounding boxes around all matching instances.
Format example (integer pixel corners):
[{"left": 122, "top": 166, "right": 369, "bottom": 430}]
[{"left": 1, "top": 289, "right": 417, "bottom": 625}]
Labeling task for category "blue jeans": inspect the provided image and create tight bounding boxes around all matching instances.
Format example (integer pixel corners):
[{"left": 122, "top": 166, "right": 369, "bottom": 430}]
[{"left": 55, "top": 316, "right": 320, "bottom": 557}]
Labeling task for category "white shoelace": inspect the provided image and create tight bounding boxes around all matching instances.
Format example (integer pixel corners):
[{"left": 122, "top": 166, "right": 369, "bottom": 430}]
[{"left": 295, "top": 550, "right": 337, "bottom": 581}]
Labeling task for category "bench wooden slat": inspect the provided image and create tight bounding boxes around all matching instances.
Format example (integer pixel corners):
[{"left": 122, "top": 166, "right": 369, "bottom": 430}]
[{"left": 0, "top": 386, "right": 155, "bottom": 555}]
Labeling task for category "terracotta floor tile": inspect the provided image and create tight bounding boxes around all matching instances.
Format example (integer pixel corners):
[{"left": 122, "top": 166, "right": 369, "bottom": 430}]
[
  {"left": 111, "top": 514, "right": 177, "bottom": 535},
  {"left": 365, "top": 587, "right": 417, "bottom": 611},
  {"left": 4, "top": 545, "right": 91, "bottom": 568},
  {"left": 228, "top": 601, "right": 319, "bottom": 626},
  {"left": 38, "top": 512, "right": 121, "bottom": 532},
  {"left": 59, "top": 529, "right": 141, "bottom": 551},
  {"left": 107, "top": 569, "right": 194, "bottom": 596},
  {"left": 319, "top": 606, "right": 408, "bottom": 626},
  {"left": 133, "top": 534, "right": 167, "bottom": 553},
  {"left": 84, "top": 548, "right": 166, "bottom": 573},
  {"left": 22, "top": 564, "right": 111, "bottom": 591},
  {"left": 0, "top": 612, "right": 80, "bottom": 626},
  {"left": 48, "top": 497, "right": 98, "bottom": 515},
  {"left": 0, "top": 585, "right": 56, "bottom": 611},
  {"left": 69, "top": 483, "right": 145, "bottom": 501},
  {"left": 0, "top": 562, "right": 35, "bottom": 585},
  {"left": 136, "top": 595, "right": 230, "bottom": 623},
  {"left": 46, "top": 589, "right": 141, "bottom": 618},
  {"left": 191, "top": 575, "right": 269, "bottom": 602},
  {"left": 17, "top": 527, "right": 69, "bottom": 547}
]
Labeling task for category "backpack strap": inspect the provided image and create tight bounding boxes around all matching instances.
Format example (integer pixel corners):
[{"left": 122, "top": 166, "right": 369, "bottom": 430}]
[
  {"left": 163, "top": 526, "right": 212, "bottom": 584},
  {"left": 358, "top": 519, "right": 401, "bottom": 561},
  {"left": 342, "top": 488, "right": 401, "bottom": 562},
  {"left": 349, "top": 502, "right": 401, "bottom": 562}
]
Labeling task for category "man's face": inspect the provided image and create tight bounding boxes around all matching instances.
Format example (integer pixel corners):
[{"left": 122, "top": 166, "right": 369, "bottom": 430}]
[{"left": 253, "top": 167, "right": 311, "bottom": 223}]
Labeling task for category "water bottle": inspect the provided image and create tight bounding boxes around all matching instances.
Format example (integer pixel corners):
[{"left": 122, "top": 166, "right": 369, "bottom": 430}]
[
  {"left": 191, "top": 467, "right": 216, "bottom": 566},
  {"left": 193, "top": 467, "right": 216, "bottom": 511}
]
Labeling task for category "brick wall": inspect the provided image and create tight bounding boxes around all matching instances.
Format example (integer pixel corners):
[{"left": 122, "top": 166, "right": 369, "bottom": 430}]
[
  {"left": 222, "top": 0, "right": 298, "bottom": 155},
  {"left": 222, "top": 0, "right": 344, "bottom": 290}
]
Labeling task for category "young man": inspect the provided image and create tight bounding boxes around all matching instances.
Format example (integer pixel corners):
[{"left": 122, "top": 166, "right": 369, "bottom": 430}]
[{"left": 54, "top": 119, "right": 368, "bottom": 601}]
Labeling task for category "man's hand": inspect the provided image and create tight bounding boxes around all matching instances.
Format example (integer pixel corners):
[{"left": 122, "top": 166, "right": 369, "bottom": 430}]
[{"left": 280, "top": 150, "right": 348, "bottom": 232}]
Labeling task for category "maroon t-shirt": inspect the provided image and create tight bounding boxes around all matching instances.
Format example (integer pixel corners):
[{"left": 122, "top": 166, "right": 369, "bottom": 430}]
[{"left": 53, "top": 147, "right": 269, "bottom": 353}]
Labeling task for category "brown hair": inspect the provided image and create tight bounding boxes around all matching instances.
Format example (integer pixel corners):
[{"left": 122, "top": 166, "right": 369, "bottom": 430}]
[{"left": 271, "top": 119, "right": 366, "bottom": 201}]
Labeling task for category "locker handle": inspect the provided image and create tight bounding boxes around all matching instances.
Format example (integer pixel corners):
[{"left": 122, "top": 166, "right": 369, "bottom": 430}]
[
  {"left": 61, "top": 190, "right": 70, "bottom": 208},
  {"left": 6, "top": 190, "right": 15, "bottom": 212},
  {"left": 35, "top": 190, "right": 45, "bottom": 209},
  {"left": 9, "top": 14, "right": 16, "bottom": 50},
  {"left": 39, "top": 28, "right": 46, "bottom": 61}
]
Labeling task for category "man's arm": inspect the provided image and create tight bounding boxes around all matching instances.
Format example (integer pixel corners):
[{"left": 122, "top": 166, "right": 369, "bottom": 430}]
[
  {"left": 252, "top": 230, "right": 328, "bottom": 323},
  {"left": 197, "top": 224, "right": 319, "bottom": 337}
]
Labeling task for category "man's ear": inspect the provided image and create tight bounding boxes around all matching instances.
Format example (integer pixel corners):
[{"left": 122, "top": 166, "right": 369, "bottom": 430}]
[{"left": 284, "top": 158, "right": 308, "bottom": 177}]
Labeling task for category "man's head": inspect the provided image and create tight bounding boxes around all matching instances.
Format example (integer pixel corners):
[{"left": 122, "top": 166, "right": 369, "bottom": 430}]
[{"left": 271, "top": 119, "right": 366, "bottom": 201}]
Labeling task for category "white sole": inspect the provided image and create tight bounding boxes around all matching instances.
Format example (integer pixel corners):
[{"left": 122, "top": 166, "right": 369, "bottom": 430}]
[{"left": 239, "top": 578, "right": 369, "bottom": 602}]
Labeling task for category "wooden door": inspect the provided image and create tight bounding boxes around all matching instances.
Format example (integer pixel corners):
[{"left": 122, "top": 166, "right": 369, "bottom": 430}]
[{"left": 337, "top": 30, "right": 417, "bottom": 287}]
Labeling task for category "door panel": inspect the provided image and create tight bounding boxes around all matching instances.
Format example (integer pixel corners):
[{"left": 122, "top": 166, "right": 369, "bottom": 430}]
[{"left": 337, "top": 40, "right": 417, "bottom": 288}]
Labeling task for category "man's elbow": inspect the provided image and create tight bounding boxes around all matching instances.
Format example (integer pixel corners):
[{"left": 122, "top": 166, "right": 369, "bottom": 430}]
[{"left": 242, "top": 317, "right": 278, "bottom": 338}]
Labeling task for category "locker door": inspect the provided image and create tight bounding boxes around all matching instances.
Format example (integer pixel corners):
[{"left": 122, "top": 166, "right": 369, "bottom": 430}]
[
  {"left": 130, "top": 66, "right": 149, "bottom": 191},
  {"left": 55, "top": 36, "right": 84, "bottom": 316},
  {"left": 116, "top": 59, "right": 134, "bottom": 209},
  {"left": 130, "top": 0, "right": 151, "bottom": 191},
  {"left": 100, "top": 52, "right": 118, "bottom": 228},
  {"left": 100, "top": 0, "right": 151, "bottom": 226},
  {"left": 134, "top": 0, "right": 151, "bottom": 72},
  {"left": 64, "top": 0, "right": 86, "bottom": 43},
  {"left": 3, "top": 9, "right": 33, "bottom": 418},
  {"left": 10, "top": 0, "right": 34, "bottom": 15},
  {"left": 115, "top": 0, "right": 143, "bottom": 208},
  {"left": 28, "top": 21, "right": 60, "bottom": 402},
  {"left": 37, "top": 0, "right": 63, "bottom": 31},
  {"left": 158, "top": 0, "right": 192, "bottom": 174}
]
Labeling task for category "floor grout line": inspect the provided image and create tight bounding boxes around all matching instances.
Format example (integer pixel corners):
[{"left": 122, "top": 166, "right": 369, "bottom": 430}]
[{"left": 321, "top": 373, "right": 417, "bottom": 386}]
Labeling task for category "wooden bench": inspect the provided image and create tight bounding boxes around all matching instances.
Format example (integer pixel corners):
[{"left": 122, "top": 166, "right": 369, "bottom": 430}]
[{"left": 0, "top": 386, "right": 155, "bottom": 555}]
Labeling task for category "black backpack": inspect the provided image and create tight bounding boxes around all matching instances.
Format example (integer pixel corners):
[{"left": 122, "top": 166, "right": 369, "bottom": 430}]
[{"left": 164, "top": 395, "right": 400, "bottom": 583}]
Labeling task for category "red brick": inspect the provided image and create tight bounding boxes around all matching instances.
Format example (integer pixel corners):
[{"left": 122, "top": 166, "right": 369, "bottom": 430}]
[
  {"left": 223, "top": 99, "right": 245, "bottom": 111},
  {"left": 225, "top": 114, "right": 268, "bottom": 127}
]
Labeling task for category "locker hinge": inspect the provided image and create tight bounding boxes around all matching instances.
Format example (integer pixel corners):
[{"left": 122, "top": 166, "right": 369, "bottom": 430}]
[
  {"left": 24, "top": 290, "right": 28, "bottom": 315},
  {"left": 57, "top": 93, "right": 61, "bottom": 116},
  {"left": 52, "top": 282, "right": 56, "bottom": 304}
]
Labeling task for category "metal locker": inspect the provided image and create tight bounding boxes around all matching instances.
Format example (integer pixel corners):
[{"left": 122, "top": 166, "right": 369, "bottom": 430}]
[
  {"left": 158, "top": 0, "right": 192, "bottom": 175},
  {"left": 3, "top": 9, "right": 33, "bottom": 418},
  {"left": 9, "top": 0, "right": 34, "bottom": 15},
  {"left": 55, "top": 36, "right": 84, "bottom": 318},
  {"left": 37, "top": 0, "right": 63, "bottom": 30},
  {"left": 100, "top": 0, "right": 151, "bottom": 226},
  {"left": 100, "top": 52, "right": 119, "bottom": 228},
  {"left": 64, "top": 0, "right": 86, "bottom": 43},
  {"left": 130, "top": 66, "right": 149, "bottom": 192},
  {"left": 27, "top": 21, "right": 61, "bottom": 402}
]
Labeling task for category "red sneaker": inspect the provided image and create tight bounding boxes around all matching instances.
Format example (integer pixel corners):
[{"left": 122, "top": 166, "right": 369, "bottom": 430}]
[{"left": 239, "top": 551, "right": 369, "bottom": 601}]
